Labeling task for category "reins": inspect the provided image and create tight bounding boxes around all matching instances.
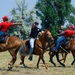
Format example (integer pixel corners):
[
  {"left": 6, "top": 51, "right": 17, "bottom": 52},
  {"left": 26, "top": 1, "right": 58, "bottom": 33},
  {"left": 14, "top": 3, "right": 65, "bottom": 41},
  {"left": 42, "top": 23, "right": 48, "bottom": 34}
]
[
  {"left": 60, "top": 45, "right": 69, "bottom": 53},
  {"left": 35, "top": 36, "right": 54, "bottom": 51},
  {"left": 34, "top": 29, "right": 54, "bottom": 51},
  {"left": 35, "top": 42, "right": 49, "bottom": 51}
]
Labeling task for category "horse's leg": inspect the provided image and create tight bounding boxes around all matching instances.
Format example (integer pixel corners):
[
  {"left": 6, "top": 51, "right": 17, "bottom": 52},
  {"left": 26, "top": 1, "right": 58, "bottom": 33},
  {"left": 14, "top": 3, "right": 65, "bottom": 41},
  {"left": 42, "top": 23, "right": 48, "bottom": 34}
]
[
  {"left": 60, "top": 52, "right": 68, "bottom": 63},
  {"left": 41, "top": 55, "right": 48, "bottom": 69},
  {"left": 37, "top": 55, "right": 48, "bottom": 69},
  {"left": 56, "top": 52, "right": 65, "bottom": 67},
  {"left": 48, "top": 51, "right": 52, "bottom": 56},
  {"left": 20, "top": 55, "right": 27, "bottom": 67},
  {"left": 63, "top": 53, "right": 67, "bottom": 63},
  {"left": 60, "top": 52, "right": 65, "bottom": 62},
  {"left": 8, "top": 48, "right": 18, "bottom": 70},
  {"left": 71, "top": 51, "right": 75, "bottom": 65},
  {"left": 48, "top": 51, "right": 52, "bottom": 61},
  {"left": 37, "top": 56, "right": 41, "bottom": 69},
  {"left": 50, "top": 52, "right": 56, "bottom": 66},
  {"left": 71, "top": 59, "right": 75, "bottom": 65}
]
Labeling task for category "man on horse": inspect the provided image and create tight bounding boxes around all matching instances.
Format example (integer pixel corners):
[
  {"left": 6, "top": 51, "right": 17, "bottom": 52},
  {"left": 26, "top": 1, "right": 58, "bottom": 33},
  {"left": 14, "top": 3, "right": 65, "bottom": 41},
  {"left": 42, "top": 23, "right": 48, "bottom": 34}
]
[
  {"left": 58, "top": 25, "right": 64, "bottom": 34},
  {"left": 51, "top": 25, "right": 75, "bottom": 52},
  {"left": 0, "top": 16, "right": 22, "bottom": 49},
  {"left": 28, "top": 22, "right": 39, "bottom": 61}
]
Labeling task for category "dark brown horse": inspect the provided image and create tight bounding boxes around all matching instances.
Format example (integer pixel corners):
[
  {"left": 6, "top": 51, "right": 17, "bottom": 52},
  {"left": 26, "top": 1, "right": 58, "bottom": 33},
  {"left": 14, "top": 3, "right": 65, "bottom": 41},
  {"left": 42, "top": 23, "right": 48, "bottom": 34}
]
[
  {"left": 48, "top": 47, "right": 68, "bottom": 64},
  {"left": 19, "top": 29, "right": 54, "bottom": 69},
  {"left": 48, "top": 36, "right": 75, "bottom": 66},
  {"left": 0, "top": 36, "right": 22, "bottom": 70},
  {"left": 48, "top": 36, "right": 70, "bottom": 67},
  {"left": 58, "top": 37, "right": 75, "bottom": 65}
]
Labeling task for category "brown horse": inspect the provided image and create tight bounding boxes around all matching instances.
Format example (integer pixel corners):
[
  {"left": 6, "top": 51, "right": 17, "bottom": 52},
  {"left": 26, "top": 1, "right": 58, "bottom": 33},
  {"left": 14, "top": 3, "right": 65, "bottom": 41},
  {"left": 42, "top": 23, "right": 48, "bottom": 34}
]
[
  {"left": 58, "top": 35, "right": 75, "bottom": 65},
  {"left": 48, "top": 36, "right": 71, "bottom": 66},
  {"left": 57, "top": 36, "right": 75, "bottom": 65},
  {"left": 19, "top": 29, "right": 54, "bottom": 69},
  {"left": 48, "top": 47, "right": 68, "bottom": 64},
  {"left": 48, "top": 36, "right": 75, "bottom": 66},
  {"left": 69, "top": 38, "right": 75, "bottom": 65},
  {"left": 0, "top": 36, "right": 22, "bottom": 70}
]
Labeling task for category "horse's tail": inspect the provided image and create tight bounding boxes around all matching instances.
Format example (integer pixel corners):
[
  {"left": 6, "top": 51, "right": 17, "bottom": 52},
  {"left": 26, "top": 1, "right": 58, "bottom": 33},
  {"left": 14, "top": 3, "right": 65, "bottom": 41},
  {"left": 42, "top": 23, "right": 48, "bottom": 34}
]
[{"left": 19, "top": 40, "right": 28, "bottom": 56}]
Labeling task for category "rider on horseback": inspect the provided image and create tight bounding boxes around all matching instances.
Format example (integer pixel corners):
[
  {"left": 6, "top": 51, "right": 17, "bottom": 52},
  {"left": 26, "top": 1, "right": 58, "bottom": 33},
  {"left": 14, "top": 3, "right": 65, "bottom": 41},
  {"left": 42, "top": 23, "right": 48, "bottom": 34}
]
[
  {"left": 0, "top": 16, "right": 22, "bottom": 48},
  {"left": 51, "top": 25, "right": 75, "bottom": 52},
  {"left": 28, "top": 22, "right": 39, "bottom": 61},
  {"left": 58, "top": 25, "right": 64, "bottom": 34}
]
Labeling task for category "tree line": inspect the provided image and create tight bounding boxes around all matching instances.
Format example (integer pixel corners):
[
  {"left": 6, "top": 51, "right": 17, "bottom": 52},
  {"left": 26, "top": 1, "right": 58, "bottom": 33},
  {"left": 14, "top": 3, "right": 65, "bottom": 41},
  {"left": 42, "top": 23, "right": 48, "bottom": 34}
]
[{"left": 8, "top": 0, "right": 75, "bottom": 39}]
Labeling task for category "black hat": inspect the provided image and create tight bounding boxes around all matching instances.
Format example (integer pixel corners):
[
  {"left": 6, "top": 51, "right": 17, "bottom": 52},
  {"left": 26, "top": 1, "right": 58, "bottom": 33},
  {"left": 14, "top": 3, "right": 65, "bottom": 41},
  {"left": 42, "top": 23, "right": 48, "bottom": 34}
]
[{"left": 34, "top": 22, "right": 39, "bottom": 25}]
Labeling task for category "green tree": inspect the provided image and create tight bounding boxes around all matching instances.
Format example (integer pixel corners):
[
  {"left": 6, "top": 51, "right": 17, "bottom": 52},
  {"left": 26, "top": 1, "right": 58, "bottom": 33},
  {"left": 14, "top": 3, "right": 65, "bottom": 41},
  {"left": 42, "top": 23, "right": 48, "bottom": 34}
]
[
  {"left": 67, "top": 5, "right": 75, "bottom": 25},
  {"left": 35, "top": 0, "right": 73, "bottom": 35},
  {"left": 9, "top": 0, "right": 39, "bottom": 39}
]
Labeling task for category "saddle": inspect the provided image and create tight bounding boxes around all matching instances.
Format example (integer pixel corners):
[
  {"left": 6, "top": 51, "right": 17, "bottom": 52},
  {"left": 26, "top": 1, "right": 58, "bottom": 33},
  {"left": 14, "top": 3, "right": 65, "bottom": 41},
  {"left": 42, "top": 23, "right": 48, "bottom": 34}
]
[
  {"left": 26, "top": 39, "right": 36, "bottom": 48},
  {"left": 60, "top": 37, "right": 70, "bottom": 47},
  {"left": 59, "top": 37, "right": 70, "bottom": 53},
  {"left": 26, "top": 39, "right": 36, "bottom": 54},
  {"left": 26, "top": 40, "right": 30, "bottom": 48},
  {"left": 54, "top": 36, "right": 70, "bottom": 47}
]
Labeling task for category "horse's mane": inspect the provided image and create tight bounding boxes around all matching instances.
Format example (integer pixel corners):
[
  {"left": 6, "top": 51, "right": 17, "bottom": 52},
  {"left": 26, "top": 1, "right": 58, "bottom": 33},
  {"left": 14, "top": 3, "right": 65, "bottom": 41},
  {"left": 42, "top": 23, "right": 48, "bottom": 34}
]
[{"left": 71, "top": 34, "right": 75, "bottom": 40}]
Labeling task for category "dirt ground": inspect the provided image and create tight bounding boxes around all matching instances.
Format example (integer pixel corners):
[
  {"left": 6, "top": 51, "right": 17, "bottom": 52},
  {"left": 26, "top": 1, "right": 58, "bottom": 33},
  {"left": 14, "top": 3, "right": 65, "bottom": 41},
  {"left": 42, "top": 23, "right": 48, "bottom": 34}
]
[{"left": 0, "top": 51, "right": 75, "bottom": 75}]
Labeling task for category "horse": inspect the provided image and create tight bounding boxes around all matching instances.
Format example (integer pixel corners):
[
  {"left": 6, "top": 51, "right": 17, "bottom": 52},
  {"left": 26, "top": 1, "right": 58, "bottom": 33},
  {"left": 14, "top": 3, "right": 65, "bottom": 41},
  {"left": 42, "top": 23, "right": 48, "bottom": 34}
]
[
  {"left": 48, "top": 35, "right": 75, "bottom": 66},
  {"left": 69, "top": 36, "right": 75, "bottom": 65},
  {"left": 48, "top": 35, "right": 71, "bottom": 67},
  {"left": 48, "top": 46, "right": 69, "bottom": 64},
  {"left": 0, "top": 36, "right": 22, "bottom": 70},
  {"left": 57, "top": 36, "right": 75, "bottom": 65},
  {"left": 19, "top": 29, "right": 54, "bottom": 69}
]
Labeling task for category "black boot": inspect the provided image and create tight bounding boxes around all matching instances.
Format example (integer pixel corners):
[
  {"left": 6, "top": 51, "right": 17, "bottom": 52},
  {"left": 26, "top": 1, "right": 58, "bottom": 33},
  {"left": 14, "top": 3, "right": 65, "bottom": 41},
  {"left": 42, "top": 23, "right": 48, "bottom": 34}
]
[
  {"left": 28, "top": 55, "right": 33, "bottom": 61},
  {"left": 51, "top": 47, "right": 57, "bottom": 52},
  {"left": 28, "top": 48, "right": 33, "bottom": 61}
]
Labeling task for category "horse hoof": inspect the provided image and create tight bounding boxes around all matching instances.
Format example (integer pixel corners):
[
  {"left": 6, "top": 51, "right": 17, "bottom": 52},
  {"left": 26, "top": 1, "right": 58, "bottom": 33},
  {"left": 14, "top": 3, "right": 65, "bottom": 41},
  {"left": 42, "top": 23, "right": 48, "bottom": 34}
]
[
  {"left": 46, "top": 67, "right": 48, "bottom": 70},
  {"left": 62, "top": 64, "right": 65, "bottom": 67},
  {"left": 7, "top": 67, "right": 12, "bottom": 71},
  {"left": 54, "top": 64, "right": 56, "bottom": 67},
  {"left": 49, "top": 60, "right": 51, "bottom": 62},
  {"left": 20, "top": 62, "right": 23, "bottom": 65},
  {"left": 24, "top": 65, "right": 27, "bottom": 68},
  {"left": 37, "top": 66, "right": 39, "bottom": 69}
]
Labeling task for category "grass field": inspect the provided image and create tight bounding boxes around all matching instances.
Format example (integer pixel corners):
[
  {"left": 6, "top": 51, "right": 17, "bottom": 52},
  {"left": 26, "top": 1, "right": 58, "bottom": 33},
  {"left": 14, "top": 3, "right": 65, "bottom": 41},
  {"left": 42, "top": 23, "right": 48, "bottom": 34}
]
[{"left": 0, "top": 51, "right": 75, "bottom": 75}]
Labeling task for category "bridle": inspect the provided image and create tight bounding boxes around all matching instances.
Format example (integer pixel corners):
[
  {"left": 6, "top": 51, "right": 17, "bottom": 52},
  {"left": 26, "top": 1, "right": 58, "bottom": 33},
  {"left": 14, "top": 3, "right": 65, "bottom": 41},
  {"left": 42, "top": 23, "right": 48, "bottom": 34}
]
[{"left": 35, "top": 30, "right": 54, "bottom": 51}]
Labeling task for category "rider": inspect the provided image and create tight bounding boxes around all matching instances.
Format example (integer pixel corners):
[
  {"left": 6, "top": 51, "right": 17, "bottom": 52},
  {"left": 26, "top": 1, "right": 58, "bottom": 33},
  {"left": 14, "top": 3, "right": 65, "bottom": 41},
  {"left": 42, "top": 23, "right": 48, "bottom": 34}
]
[
  {"left": 0, "top": 16, "right": 22, "bottom": 47},
  {"left": 28, "top": 22, "right": 39, "bottom": 61},
  {"left": 58, "top": 25, "right": 64, "bottom": 34},
  {"left": 51, "top": 25, "right": 75, "bottom": 52}
]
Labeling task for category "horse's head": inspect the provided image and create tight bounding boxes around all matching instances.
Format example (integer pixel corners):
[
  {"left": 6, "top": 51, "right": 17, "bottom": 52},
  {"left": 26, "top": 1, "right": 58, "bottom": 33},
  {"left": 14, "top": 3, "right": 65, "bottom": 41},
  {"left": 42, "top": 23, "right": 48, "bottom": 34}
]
[
  {"left": 70, "top": 35, "right": 75, "bottom": 50},
  {"left": 44, "top": 29, "right": 54, "bottom": 42},
  {"left": 38, "top": 29, "right": 54, "bottom": 43}
]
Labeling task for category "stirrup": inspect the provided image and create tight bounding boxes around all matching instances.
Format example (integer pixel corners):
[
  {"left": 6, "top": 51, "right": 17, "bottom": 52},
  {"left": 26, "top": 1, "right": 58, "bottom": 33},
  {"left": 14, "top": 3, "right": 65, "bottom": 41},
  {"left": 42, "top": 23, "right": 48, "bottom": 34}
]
[
  {"left": 60, "top": 46, "right": 69, "bottom": 53},
  {"left": 28, "top": 55, "right": 33, "bottom": 61},
  {"left": 0, "top": 46, "right": 3, "bottom": 49}
]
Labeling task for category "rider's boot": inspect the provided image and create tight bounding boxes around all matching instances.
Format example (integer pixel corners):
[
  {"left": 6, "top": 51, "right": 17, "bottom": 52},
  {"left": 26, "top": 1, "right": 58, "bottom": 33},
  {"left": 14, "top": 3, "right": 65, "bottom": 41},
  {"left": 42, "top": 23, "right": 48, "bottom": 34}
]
[{"left": 28, "top": 48, "right": 33, "bottom": 61}]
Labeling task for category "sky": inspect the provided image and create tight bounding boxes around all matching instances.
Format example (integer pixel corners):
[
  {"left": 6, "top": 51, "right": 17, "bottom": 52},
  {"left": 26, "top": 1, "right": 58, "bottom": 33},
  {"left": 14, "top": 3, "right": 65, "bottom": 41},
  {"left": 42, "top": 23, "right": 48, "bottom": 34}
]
[
  {"left": 0, "top": 0, "right": 38, "bottom": 21},
  {"left": 0, "top": 0, "right": 75, "bottom": 21}
]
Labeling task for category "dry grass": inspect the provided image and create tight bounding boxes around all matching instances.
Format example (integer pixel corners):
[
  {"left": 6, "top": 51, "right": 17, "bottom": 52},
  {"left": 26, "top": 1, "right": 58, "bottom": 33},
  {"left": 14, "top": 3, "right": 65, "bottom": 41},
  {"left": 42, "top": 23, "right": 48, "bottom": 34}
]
[{"left": 0, "top": 51, "right": 75, "bottom": 75}]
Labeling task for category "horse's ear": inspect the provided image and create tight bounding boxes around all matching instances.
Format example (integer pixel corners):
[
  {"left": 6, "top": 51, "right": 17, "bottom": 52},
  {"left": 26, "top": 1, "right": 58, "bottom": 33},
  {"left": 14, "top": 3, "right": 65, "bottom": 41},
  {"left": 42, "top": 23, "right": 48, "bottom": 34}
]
[{"left": 45, "top": 28, "right": 51, "bottom": 32}]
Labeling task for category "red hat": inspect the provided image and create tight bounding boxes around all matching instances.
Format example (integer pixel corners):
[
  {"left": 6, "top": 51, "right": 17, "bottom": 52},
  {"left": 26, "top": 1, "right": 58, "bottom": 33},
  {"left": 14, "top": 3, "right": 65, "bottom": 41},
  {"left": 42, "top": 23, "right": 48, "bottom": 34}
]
[
  {"left": 2, "top": 16, "right": 8, "bottom": 21},
  {"left": 69, "top": 26, "right": 74, "bottom": 29}
]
